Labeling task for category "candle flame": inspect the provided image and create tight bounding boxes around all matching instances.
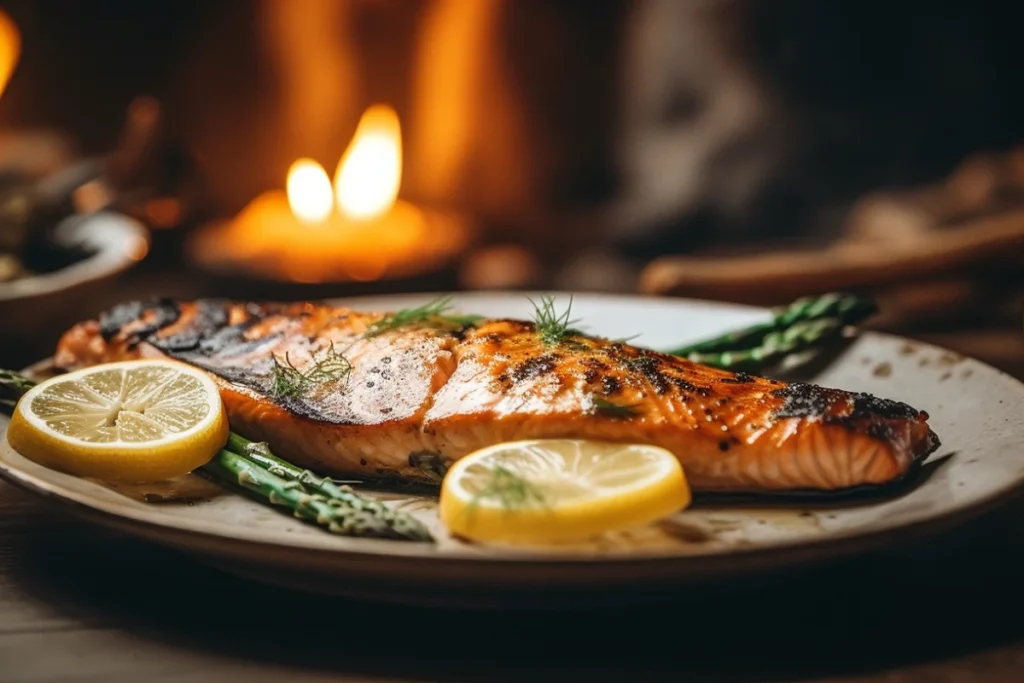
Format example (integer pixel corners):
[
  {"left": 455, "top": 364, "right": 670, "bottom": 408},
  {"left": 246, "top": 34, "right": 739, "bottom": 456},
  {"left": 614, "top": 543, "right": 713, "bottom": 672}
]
[
  {"left": 0, "top": 9, "right": 20, "bottom": 100},
  {"left": 334, "top": 104, "right": 402, "bottom": 220},
  {"left": 286, "top": 158, "right": 333, "bottom": 223},
  {"left": 189, "top": 101, "right": 471, "bottom": 285}
]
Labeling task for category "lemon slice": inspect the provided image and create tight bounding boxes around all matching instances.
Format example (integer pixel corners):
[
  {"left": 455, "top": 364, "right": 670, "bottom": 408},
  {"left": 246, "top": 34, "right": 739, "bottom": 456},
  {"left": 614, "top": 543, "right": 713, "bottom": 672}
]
[
  {"left": 7, "top": 360, "right": 229, "bottom": 482},
  {"left": 439, "top": 439, "right": 691, "bottom": 545}
]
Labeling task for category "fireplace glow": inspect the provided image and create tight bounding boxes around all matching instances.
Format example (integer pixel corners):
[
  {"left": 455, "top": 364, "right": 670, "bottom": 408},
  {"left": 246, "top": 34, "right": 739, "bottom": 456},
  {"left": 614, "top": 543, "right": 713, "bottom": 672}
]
[{"left": 0, "top": 9, "right": 20, "bottom": 99}]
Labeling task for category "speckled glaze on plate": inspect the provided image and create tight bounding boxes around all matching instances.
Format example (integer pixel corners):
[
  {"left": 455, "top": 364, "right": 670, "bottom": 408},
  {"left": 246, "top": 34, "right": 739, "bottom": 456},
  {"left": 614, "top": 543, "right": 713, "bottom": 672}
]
[{"left": 1, "top": 293, "right": 1022, "bottom": 608}]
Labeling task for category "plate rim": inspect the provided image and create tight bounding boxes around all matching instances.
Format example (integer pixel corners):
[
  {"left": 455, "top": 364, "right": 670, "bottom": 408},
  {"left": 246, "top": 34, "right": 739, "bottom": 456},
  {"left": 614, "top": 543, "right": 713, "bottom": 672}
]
[{"left": 2, "top": 291, "right": 1023, "bottom": 574}]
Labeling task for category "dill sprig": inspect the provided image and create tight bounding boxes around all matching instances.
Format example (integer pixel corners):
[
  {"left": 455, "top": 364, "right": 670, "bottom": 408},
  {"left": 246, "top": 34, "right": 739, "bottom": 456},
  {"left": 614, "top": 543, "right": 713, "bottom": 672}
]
[
  {"left": 363, "top": 295, "right": 484, "bottom": 338},
  {"left": 469, "top": 463, "right": 548, "bottom": 512},
  {"left": 590, "top": 397, "right": 642, "bottom": 420},
  {"left": 270, "top": 342, "right": 352, "bottom": 399},
  {"left": 529, "top": 294, "right": 582, "bottom": 346}
]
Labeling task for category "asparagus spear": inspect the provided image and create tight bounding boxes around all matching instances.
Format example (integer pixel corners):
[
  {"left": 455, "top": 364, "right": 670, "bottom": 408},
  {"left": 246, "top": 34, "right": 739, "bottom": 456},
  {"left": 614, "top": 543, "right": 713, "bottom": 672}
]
[
  {"left": 678, "top": 316, "right": 848, "bottom": 372},
  {"left": 205, "top": 449, "right": 432, "bottom": 541},
  {"left": 0, "top": 370, "right": 433, "bottom": 542},
  {"left": 0, "top": 369, "right": 34, "bottom": 411},
  {"left": 664, "top": 292, "right": 878, "bottom": 370},
  {"left": 223, "top": 432, "right": 431, "bottom": 541}
]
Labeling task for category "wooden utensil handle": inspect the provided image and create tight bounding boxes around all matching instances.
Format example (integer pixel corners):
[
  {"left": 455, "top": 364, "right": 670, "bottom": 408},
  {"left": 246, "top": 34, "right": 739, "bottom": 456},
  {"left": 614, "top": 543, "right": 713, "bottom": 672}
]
[{"left": 641, "top": 208, "right": 1024, "bottom": 302}]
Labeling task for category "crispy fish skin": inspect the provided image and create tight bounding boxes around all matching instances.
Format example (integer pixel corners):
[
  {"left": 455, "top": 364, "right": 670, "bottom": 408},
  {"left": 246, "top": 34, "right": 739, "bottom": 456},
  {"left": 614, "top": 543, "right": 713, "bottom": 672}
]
[{"left": 53, "top": 298, "right": 940, "bottom": 492}]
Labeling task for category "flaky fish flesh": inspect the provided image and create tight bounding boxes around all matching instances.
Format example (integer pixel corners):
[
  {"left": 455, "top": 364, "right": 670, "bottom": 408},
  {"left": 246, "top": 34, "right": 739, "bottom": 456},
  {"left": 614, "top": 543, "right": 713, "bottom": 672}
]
[{"left": 53, "top": 298, "right": 940, "bottom": 492}]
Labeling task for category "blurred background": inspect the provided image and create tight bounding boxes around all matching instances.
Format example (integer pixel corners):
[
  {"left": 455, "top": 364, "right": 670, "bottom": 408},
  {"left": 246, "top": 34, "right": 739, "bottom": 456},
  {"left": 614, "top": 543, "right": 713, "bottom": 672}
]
[{"left": 0, "top": 0, "right": 1021, "bottom": 372}]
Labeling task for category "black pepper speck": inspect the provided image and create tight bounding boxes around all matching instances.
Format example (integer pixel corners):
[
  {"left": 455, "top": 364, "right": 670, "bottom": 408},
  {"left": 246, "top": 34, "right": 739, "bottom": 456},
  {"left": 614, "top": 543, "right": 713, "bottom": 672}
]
[
  {"left": 772, "top": 383, "right": 920, "bottom": 421},
  {"left": 670, "top": 376, "right": 699, "bottom": 393},
  {"left": 624, "top": 355, "right": 671, "bottom": 394},
  {"left": 511, "top": 353, "right": 559, "bottom": 382}
]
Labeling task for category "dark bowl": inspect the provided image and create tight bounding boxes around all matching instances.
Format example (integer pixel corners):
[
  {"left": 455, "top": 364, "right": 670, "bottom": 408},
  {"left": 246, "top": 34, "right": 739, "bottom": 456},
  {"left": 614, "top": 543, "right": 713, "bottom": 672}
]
[{"left": 0, "top": 211, "right": 149, "bottom": 361}]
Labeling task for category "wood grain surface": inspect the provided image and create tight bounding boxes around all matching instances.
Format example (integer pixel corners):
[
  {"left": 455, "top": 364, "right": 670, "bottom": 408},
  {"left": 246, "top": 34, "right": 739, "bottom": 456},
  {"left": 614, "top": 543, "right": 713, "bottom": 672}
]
[{"left": 1, "top": 329, "right": 1023, "bottom": 682}]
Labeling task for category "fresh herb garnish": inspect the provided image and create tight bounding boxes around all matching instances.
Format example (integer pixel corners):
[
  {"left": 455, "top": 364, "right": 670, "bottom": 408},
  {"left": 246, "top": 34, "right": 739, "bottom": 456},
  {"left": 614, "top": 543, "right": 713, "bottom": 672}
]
[
  {"left": 469, "top": 463, "right": 548, "bottom": 512},
  {"left": 270, "top": 342, "right": 352, "bottom": 398},
  {"left": 529, "top": 294, "right": 582, "bottom": 346},
  {"left": 590, "top": 397, "right": 642, "bottom": 420},
  {"left": 268, "top": 296, "right": 482, "bottom": 398},
  {"left": 363, "top": 295, "right": 484, "bottom": 338}
]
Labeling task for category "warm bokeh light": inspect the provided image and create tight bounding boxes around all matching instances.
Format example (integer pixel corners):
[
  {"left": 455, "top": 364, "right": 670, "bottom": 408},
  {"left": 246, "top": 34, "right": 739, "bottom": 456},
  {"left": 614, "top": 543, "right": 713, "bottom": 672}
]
[
  {"left": 286, "top": 158, "right": 334, "bottom": 223},
  {"left": 0, "top": 9, "right": 20, "bottom": 100},
  {"left": 334, "top": 104, "right": 402, "bottom": 220},
  {"left": 187, "top": 103, "right": 469, "bottom": 285}
]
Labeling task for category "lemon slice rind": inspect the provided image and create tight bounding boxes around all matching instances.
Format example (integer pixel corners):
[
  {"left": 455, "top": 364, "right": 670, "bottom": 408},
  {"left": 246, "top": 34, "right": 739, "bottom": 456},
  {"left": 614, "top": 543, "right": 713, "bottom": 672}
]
[
  {"left": 439, "top": 439, "right": 692, "bottom": 545},
  {"left": 7, "top": 360, "right": 229, "bottom": 483}
]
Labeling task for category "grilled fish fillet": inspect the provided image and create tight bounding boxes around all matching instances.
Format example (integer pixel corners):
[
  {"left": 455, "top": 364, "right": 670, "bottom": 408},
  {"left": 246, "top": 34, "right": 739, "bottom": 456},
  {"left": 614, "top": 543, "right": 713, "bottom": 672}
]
[{"left": 52, "top": 298, "right": 940, "bottom": 493}]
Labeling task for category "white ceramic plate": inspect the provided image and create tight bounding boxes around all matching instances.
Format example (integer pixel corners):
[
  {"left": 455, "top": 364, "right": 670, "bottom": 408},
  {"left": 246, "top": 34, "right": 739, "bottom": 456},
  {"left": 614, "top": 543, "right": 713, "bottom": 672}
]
[{"left": 2, "top": 292, "right": 1022, "bottom": 608}]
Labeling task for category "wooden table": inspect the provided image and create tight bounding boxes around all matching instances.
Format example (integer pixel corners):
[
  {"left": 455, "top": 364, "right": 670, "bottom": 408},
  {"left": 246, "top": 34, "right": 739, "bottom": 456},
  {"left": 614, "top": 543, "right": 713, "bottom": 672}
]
[
  {"left": 2, "top": 268, "right": 1023, "bottom": 682},
  {"left": 3, "top": 471, "right": 1024, "bottom": 682}
]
